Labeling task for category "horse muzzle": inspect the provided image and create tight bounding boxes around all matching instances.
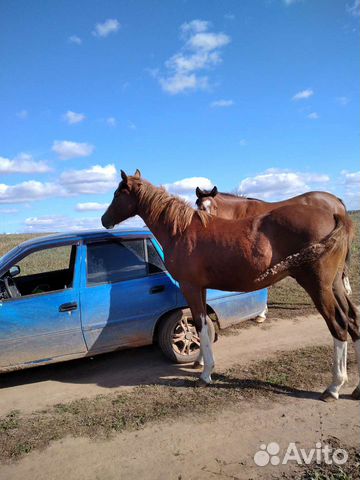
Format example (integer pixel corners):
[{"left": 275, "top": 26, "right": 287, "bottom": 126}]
[{"left": 101, "top": 214, "right": 114, "bottom": 230}]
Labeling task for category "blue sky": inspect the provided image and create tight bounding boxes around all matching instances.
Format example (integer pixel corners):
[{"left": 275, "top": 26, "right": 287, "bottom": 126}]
[{"left": 0, "top": 0, "right": 359, "bottom": 233}]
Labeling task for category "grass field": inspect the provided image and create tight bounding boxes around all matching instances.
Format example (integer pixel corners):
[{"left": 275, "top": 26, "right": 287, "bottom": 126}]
[{"left": 0, "top": 211, "right": 359, "bottom": 311}]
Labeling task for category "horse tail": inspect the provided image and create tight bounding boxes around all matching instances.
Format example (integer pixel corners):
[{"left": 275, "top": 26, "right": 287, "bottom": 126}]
[
  {"left": 333, "top": 196, "right": 352, "bottom": 264},
  {"left": 341, "top": 213, "right": 354, "bottom": 295},
  {"left": 321, "top": 213, "right": 351, "bottom": 258},
  {"left": 255, "top": 214, "right": 351, "bottom": 284}
]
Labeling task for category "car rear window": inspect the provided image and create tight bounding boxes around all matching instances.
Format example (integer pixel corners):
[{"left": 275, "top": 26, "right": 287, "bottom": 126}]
[{"left": 87, "top": 239, "right": 147, "bottom": 285}]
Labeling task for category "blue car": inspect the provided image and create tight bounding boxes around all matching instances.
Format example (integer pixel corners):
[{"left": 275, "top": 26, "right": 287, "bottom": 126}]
[{"left": 0, "top": 229, "right": 267, "bottom": 372}]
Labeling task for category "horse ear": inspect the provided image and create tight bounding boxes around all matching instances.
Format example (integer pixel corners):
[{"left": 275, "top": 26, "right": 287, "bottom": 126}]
[
  {"left": 121, "top": 170, "right": 128, "bottom": 184},
  {"left": 134, "top": 169, "right": 141, "bottom": 179},
  {"left": 210, "top": 186, "right": 218, "bottom": 197},
  {"left": 195, "top": 187, "right": 203, "bottom": 198}
]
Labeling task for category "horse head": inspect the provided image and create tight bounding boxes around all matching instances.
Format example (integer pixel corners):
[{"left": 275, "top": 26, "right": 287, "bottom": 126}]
[
  {"left": 101, "top": 169, "right": 142, "bottom": 229},
  {"left": 195, "top": 186, "right": 218, "bottom": 214}
]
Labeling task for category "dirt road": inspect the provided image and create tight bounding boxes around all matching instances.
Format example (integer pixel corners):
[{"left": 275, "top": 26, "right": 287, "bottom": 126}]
[
  {"left": 0, "top": 313, "right": 359, "bottom": 480},
  {"left": 0, "top": 313, "right": 334, "bottom": 416}
]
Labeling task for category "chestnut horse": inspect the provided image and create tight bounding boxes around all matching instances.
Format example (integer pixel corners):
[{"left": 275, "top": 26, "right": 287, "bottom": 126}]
[
  {"left": 101, "top": 170, "right": 359, "bottom": 401},
  {"left": 195, "top": 187, "right": 353, "bottom": 296}
]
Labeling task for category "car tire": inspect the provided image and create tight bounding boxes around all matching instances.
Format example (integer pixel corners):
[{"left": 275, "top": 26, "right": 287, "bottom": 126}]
[{"left": 158, "top": 308, "right": 215, "bottom": 364}]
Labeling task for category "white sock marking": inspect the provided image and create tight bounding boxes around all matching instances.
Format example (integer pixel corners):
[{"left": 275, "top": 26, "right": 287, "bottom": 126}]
[
  {"left": 326, "top": 338, "right": 347, "bottom": 399},
  {"left": 199, "top": 318, "right": 215, "bottom": 384},
  {"left": 195, "top": 353, "right": 204, "bottom": 366},
  {"left": 343, "top": 275, "right": 352, "bottom": 296},
  {"left": 257, "top": 305, "right": 268, "bottom": 319}
]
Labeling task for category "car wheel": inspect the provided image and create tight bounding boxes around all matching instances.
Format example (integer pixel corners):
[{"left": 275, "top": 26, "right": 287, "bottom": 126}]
[{"left": 158, "top": 308, "right": 215, "bottom": 364}]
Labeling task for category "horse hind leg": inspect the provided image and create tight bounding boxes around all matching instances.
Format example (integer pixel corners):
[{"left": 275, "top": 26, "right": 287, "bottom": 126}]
[
  {"left": 342, "top": 274, "right": 352, "bottom": 296},
  {"left": 295, "top": 268, "right": 349, "bottom": 401},
  {"left": 342, "top": 241, "right": 352, "bottom": 296},
  {"left": 346, "top": 298, "right": 360, "bottom": 399},
  {"left": 332, "top": 273, "right": 360, "bottom": 399}
]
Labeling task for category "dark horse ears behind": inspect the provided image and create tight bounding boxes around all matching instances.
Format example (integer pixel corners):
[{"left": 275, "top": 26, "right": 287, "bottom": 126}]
[{"left": 195, "top": 186, "right": 218, "bottom": 199}]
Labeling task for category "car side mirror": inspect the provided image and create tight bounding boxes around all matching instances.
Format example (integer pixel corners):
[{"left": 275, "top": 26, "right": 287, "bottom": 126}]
[{"left": 9, "top": 265, "right": 20, "bottom": 278}]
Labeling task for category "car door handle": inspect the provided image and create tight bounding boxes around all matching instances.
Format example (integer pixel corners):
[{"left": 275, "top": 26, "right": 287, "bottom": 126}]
[
  {"left": 150, "top": 285, "right": 165, "bottom": 294},
  {"left": 59, "top": 302, "right": 78, "bottom": 312}
]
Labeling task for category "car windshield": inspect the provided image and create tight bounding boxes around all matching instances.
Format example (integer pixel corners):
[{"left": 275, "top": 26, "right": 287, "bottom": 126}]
[{"left": 0, "top": 245, "right": 21, "bottom": 271}]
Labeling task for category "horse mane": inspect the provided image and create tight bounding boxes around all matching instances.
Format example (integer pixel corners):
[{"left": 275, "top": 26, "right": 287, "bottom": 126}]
[
  {"left": 220, "top": 191, "right": 264, "bottom": 202},
  {"left": 137, "top": 181, "right": 209, "bottom": 235}
]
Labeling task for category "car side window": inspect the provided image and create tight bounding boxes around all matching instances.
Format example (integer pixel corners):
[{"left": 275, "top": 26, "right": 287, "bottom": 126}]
[
  {"left": 146, "top": 239, "right": 166, "bottom": 274},
  {"left": 87, "top": 239, "right": 147, "bottom": 285},
  {"left": 8, "top": 245, "right": 76, "bottom": 298}
]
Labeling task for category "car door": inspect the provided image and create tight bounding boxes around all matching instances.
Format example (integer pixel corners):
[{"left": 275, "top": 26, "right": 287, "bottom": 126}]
[
  {"left": 80, "top": 237, "right": 178, "bottom": 353},
  {"left": 0, "top": 243, "right": 87, "bottom": 369}
]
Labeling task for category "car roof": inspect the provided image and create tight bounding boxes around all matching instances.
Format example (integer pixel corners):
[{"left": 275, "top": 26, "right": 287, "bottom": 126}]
[
  {"left": 18, "top": 228, "right": 153, "bottom": 248},
  {"left": 0, "top": 228, "right": 153, "bottom": 273}
]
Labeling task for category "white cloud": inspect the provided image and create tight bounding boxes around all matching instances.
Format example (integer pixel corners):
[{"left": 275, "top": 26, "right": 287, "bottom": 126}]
[
  {"left": 60, "top": 164, "right": 117, "bottom": 194},
  {"left": 156, "top": 20, "right": 230, "bottom": 95},
  {"left": 68, "top": 35, "right": 82, "bottom": 45},
  {"left": 292, "top": 89, "right": 314, "bottom": 101},
  {"left": 24, "top": 215, "right": 102, "bottom": 232},
  {"left": 106, "top": 117, "right": 117, "bottom": 127},
  {"left": 181, "top": 20, "right": 210, "bottom": 35},
  {"left": 239, "top": 139, "right": 247, "bottom": 146},
  {"left": 346, "top": 0, "right": 360, "bottom": 16},
  {"left": 0, "top": 153, "right": 51, "bottom": 174},
  {"left": 210, "top": 99, "right": 234, "bottom": 108},
  {"left": 24, "top": 214, "right": 144, "bottom": 232},
  {"left": 188, "top": 32, "right": 230, "bottom": 51},
  {"left": 0, "top": 181, "right": 66, "bottom": 204},
  {"left": 76, "top": 202, "right": 109, "bottom": 211},
  {"left": 52, "top": 140, "right": 94, "bottom": 160},
  {"left": 63, "top": 110, "right": 86, "bottom": 124},
  {"left": 16, "top": 110, "right": 28, "bottom": 120},
  {"left": 307, "top": 112, "right": 319, "bottom": 120},
  {"left": 164, "top": 176, "right": 213, "bottom": 203},
  {"left": 341, "top": 170, "right": 360, "bottom": 210},
  {"left": 238, "top": 169, "right": 330, "bottom": 200},
  {"left": 283, "top": 0, "right": 302, "bottom": 5},
  {"left": 342, "top": 170, "right": 360, "bottom": 185},
  {"left": 92, "top": 19, "right": 120, "bottom": 38},
  {"left": 336, "top": 96, "right": 350, "bottom": 106},
  {"left": 0, "top": 208, "right": 18, "bottom": 214}
]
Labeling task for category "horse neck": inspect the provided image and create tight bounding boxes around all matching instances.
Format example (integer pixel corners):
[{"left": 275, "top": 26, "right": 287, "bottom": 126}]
[
  {"left": 135, "top": 183, "right": 182, "bottom": 248},
  {"left": 217, "top": 194, "right": 272, "bottom": 218},
  {"left": 216, "top": 194, "right": 248, "bottom": 218}
]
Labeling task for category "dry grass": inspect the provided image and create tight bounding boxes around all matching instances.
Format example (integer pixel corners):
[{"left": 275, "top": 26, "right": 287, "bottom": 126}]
[
  {"left": 284, "top": 441, "right": 360, "bottom": 480},
  {"left": 0, "top": 345, "right": 356, "bottom": 463}
]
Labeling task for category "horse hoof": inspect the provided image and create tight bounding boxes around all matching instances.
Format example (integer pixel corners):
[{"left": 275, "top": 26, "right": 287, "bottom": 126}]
[
  {"left": 255, "top": 316, "right": 266, "bottom": 324},
  {"left": 319, "top": 390, "right": 338, "bottom": 402},
  {"left": 195, "top": 378, "right": 210, "bottom": 388},
  {"left": 351, "top": 386, "right": 360, "bottom": 400},
  {"left": 192, "top": 361, "right": 204, "bottom": 370}
]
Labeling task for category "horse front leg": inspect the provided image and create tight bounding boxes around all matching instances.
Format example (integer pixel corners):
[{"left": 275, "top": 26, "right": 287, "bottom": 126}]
[{"left": 180, "top": 283, "right": 215, "bottom": 385}]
